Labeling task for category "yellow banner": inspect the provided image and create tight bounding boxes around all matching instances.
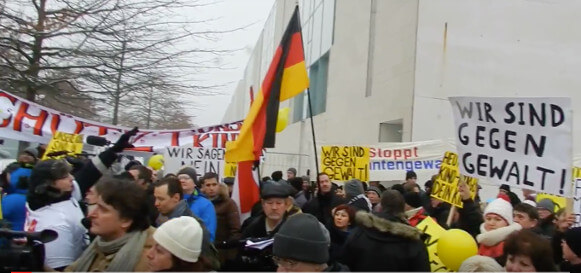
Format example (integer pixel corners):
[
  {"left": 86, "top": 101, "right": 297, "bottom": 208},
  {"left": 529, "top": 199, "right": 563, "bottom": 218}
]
[
  {"left": 416, "top": 217, "right": 449, "bottom": 272},
  {"left": 321, "top": 146, "right": 370, "bottom": 181},
  {"left": 224, "top": 161, "right": 237, "bottom": 178},
  {"left": 431, "top": 152, "right": 478, "bottom": 208},
  {"left": 42, "top": 131, "right": 84, "bottom": 160}
]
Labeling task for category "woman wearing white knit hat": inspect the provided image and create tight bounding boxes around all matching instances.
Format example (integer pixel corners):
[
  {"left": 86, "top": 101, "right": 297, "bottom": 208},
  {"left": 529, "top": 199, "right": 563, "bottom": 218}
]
[
  {"left": 147, "top": 216, "right": 213, "bottom": 272},
  {"left": 476, "top": 197, "right": 521, "bottom": 261}
]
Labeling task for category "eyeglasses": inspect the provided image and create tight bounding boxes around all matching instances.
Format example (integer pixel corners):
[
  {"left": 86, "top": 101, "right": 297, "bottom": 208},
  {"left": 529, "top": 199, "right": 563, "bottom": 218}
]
[{"left": 272, "top": 256, "right": 299, "bottom": 269}]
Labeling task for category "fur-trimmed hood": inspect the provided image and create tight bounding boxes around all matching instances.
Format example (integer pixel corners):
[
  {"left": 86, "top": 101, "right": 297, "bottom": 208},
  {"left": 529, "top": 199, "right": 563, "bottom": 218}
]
[
  {"left": 476, "top": 222, "right": 521, "bottom": 246},
  {"left": 354, "top": 211, "right": 422, "bottom": 241}
]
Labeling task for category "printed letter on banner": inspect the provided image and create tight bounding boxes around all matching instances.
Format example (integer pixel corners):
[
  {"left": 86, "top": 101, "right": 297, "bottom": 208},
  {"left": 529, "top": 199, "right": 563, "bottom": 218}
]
[
  {"left": 430, "top": 152, "right": 478, "bottom": 208},
  {"left": 320, "top": 146, "right": 370, "bottom": 181},
  {"left": 449, "top": 97, "right": 572, "bottom": 197},
  {"left": 42, "top": 131, "right": 84, "bottom": 160}
]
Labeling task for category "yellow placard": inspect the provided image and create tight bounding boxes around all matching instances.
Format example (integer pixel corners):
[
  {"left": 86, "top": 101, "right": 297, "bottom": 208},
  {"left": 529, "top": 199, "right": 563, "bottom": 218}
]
[
  {"left": 536, "top": 193, "right": 566, "bottom": 212},
  {"left": 416, "top": 217, "right": 449, "bottom": 272},
  {"left": 224, "top": 161, "right": 237, "bottom": 178},
  {"left": 42, "top": 131, "right": 84, "bottom": 160},
  {"left": 320, "top": 146, "right": 370, "bottom": 181},
  {"left": 431, "top": 152, "right": 478, "bottom": 208}
]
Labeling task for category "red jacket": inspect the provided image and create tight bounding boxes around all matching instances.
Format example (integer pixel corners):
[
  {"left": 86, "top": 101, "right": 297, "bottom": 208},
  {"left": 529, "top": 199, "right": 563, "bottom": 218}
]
[
  {"left": 478, "top": 242, "right": 505, "bottom": 258},
  {"left": 408, "top": 208, "right": 428, "bottom": 227}
]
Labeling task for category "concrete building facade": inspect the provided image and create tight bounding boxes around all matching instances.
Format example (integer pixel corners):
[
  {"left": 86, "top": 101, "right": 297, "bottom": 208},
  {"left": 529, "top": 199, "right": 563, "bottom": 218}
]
[{"left": 222, "top": 0, "right": 581, "bottom": 191}]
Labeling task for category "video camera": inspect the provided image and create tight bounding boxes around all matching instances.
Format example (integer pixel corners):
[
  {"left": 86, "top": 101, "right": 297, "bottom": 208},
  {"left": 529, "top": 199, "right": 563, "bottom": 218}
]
[{"left": 0, "top": 228, "right": 58, "bottom": 271}]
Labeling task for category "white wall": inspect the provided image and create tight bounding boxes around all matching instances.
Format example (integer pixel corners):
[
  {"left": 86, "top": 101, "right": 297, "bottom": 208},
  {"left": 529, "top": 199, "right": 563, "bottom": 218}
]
[{"left": 412, "top": 0, "right": 581, "bottom": 200}]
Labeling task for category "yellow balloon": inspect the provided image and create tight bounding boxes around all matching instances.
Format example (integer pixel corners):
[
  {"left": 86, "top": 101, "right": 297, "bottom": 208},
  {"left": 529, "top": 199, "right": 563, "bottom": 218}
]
[
  {"left": 147, "top": 154, "right": 164, "bottom": 171},
  {"left": 276, "top": 107, "right": 290, "bottom": 133},
  {"left": 437, "top": 229, "right": 478, "bottom": 271}
]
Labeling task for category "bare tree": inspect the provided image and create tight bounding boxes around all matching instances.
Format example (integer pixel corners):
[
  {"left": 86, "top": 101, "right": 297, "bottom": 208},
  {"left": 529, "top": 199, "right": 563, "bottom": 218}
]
[{"left": 0, "top": 0, "right": 242, "bottom": 125}]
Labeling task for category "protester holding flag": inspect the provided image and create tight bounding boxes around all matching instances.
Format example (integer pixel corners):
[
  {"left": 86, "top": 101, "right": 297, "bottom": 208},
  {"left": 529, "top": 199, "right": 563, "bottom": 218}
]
[
  {"left": 476, "top": 198, "right": 522, "bottom": 262},
  {"left": 177, "top": 167, "right": 217, "bottom": 242}
]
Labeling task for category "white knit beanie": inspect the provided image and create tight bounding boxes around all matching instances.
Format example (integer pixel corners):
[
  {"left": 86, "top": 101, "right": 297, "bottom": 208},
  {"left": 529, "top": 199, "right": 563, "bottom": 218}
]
[
  {"left": 484, "top": 198, "right": 513, "bottom": 224},
  {"left": 458, "top": 255, "right": 504, "bottom": 272},
  {"left": 153, "top": 216, "right": 203, "bottom": 262}
]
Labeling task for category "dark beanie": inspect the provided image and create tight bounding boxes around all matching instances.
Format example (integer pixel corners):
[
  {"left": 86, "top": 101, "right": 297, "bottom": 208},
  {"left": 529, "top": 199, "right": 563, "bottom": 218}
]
[
  {"left": 404, "top": 192, "right": 422, "bottom": 208},
  {"left": 287, "top": 167, "right": 297, "bottom": 176},
  {"left": 29, "top": 160, "right": 72, "bottom": 191},
  {"left": 273, "top": 214, "right": 329, "bottom": 264},
  {"left": 500, "top": 184, "right": 511, "bottom": 192},
  {"left": 566, "top": 227, "right": 581, "bottom": 257},
  {"left": 344, "top": 179, "right": 364, "bottom": 199},
  {"left": 406, "top": 171, "right": 417, "bottom": 180},
  {"left": 177, "top": 167, "right": 198, "bottom": 185}
]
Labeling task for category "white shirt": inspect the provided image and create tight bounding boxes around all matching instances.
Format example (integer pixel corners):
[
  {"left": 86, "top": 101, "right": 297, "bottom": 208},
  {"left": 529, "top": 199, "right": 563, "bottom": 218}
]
[{"left": 24, "top": 180, "right": 88, "bottom": 269}]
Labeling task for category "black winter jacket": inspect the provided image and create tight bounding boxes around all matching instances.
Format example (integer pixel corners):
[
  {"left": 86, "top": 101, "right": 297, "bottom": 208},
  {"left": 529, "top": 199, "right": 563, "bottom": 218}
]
[
  {"left": 302, "top": 192, "right": 346, "bottom": 226},
  {"left": 452, "top": 198, "right": 483, "bottom": 238},
  {"left": 339, "top": 211, "right": 430, "bottom": 272}
]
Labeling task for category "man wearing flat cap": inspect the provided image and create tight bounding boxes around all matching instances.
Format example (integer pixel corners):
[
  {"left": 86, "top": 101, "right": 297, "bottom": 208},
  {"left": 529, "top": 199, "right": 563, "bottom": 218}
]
[{"left": 241, "top": 182, "right": 300, "bottom": 238}]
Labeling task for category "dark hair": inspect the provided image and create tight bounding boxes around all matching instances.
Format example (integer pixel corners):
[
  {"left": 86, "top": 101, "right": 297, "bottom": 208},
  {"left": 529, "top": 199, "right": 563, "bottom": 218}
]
[
  {"left": 289, "top": 177, "right": 303, "bottom": 191},
  {"left": 317, "top": 172, "right": 329, "bottom": 183},
  {"left": 95, "top": 176, "right": 150, "bottom": 232},
  {"left": 129, "top": 165, "right": 153, "bottom": 184},
  {"left": 200, "top": 172, "right": 219, "bottom": 185},
  {"left": 504, "top": 230, "right": 556, "bottom": 271},
  {"left": 405, "top": 171, "right": 417, "bottom": 180},
  {"left": 153, "top": 177, "right": 183, "bottom": 200},
  {"left": 27, "top": 160, "right": 73, "bottom": 210},
  {"left": 164, "top": 173, "right": 176, "bottom": 179},
  {"left": 333, "top": 204, "right": 356, "bottom": 225},
  {"left": 381, "top": 190, "right": 405, "bottom": 217},
  {"left": 514, "top": 203, "right": 539, "bottom": 220},
  {"left": 261, "top": 176, "right": 271, "bottom": 182},
  {"left": 390, "top": 184, "right": 405, "bottom": 195},
  {"left": 1, "top": 162, "right": 20, "bottom": 189},
  {"left": 271, "top": 171, "right": 283, "bottom": 181}
]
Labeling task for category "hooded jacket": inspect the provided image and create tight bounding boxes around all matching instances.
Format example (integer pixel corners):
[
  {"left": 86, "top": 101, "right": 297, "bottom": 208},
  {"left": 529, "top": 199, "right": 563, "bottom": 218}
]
[
  {"left": 339, "top": 211, "right": 430, "bottom": 272},
  {"left": 184, "top": 189, "right": 217, "bottom": 242},
  {"left": 1, "top": 188, "right": 27, "bottom": 231}
]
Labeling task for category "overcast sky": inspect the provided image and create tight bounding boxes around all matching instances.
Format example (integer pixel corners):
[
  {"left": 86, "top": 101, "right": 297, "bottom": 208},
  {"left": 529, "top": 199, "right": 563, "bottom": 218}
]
[{"left": 188, "top": 0, "right": 275, "bottom": 127}]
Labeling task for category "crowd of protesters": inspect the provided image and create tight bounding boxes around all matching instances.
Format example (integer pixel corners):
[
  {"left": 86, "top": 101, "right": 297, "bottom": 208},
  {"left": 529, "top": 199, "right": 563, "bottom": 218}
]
[{"left": 1, "top": 131, "right": 580, "bottom": 272}]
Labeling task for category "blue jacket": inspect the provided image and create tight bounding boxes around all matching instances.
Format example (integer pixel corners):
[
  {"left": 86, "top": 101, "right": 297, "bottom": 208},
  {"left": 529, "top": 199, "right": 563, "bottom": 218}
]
[
  {"left": 6, "top": 167, "right": 32, "bottom": 194},
  {"left": 184, "top": 190, "right": 217, "bottom": 242},
  {"left": 1, "top": 189, "right": 27, "bottom": 231}
]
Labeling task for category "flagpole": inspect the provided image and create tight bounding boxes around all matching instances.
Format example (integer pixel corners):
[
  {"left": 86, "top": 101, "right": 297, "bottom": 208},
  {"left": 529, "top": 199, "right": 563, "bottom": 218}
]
[{"left": 306, "top": 88, "right": 320, "bottom": 176}]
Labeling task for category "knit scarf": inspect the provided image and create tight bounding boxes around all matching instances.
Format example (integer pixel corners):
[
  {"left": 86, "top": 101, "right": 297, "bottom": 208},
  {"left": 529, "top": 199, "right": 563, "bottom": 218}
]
[{"left": 72, "top": 229, "right": 148, "bottom": 272}]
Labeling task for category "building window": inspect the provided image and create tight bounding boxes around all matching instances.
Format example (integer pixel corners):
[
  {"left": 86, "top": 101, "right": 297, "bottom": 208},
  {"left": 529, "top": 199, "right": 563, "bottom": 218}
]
[
  {"left": 292, "top": 51, "right": 329, "bottom": 123},
  {"left": 379, "top": 120, "right": 403, "bottom": 142}
]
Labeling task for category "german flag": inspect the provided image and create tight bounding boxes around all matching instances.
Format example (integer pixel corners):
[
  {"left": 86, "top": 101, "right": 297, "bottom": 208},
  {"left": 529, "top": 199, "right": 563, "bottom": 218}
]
[{"left": 225, "top": 6, "right": 309, "bottom": 162}]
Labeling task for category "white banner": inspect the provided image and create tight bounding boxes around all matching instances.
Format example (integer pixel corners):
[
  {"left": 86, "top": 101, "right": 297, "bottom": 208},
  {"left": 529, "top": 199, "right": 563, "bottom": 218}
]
[
  {"left": 369, "top": 140, "right": 454, "bottom": 181},
  {"left": 163, "top": 146, "right": 230, "bottom": 181},
  {"left": 449, "top": 97, "right": 572, "bottom": 196},
  {"left": 0, "top": 90, "right": 241, "bottom": 150}
]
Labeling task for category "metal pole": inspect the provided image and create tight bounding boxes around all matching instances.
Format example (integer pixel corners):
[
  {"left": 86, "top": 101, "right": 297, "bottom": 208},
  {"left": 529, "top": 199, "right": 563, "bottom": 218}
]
[{"left": 306, "top": 88, "right": 320, "bottom": 176}]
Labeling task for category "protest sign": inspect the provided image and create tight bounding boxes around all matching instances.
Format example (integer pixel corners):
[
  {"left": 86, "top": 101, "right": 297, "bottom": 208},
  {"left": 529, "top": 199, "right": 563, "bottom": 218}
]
[
  {"left": 369, "top": 140, "right": 453, "bottom": 181},
  {"left": 42, "top": 131, "right": 84, "bottom": 160},
  {"left": 321, "top": 146, "right": 370, "bottom": 181},
  {"left": 164, "top": 146, "right": 227, "bottom": 182},
  {"left": 573, "top": 179, "right": 581, "bottom": 227},
  {"left": 431, "top": 152, "right": 478, "bottom": 208},
  {"left": 450, "top": 97, "right": 572, "bottom": 197},
  {"left": 224, "top": 161, "right": 237, "bottom": 178},
  {"left": 0, "top": 90, "right": 241, "bottom": 150},
  {"left": 416, "top": 217, "right": 449, "bottom": 272}
]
